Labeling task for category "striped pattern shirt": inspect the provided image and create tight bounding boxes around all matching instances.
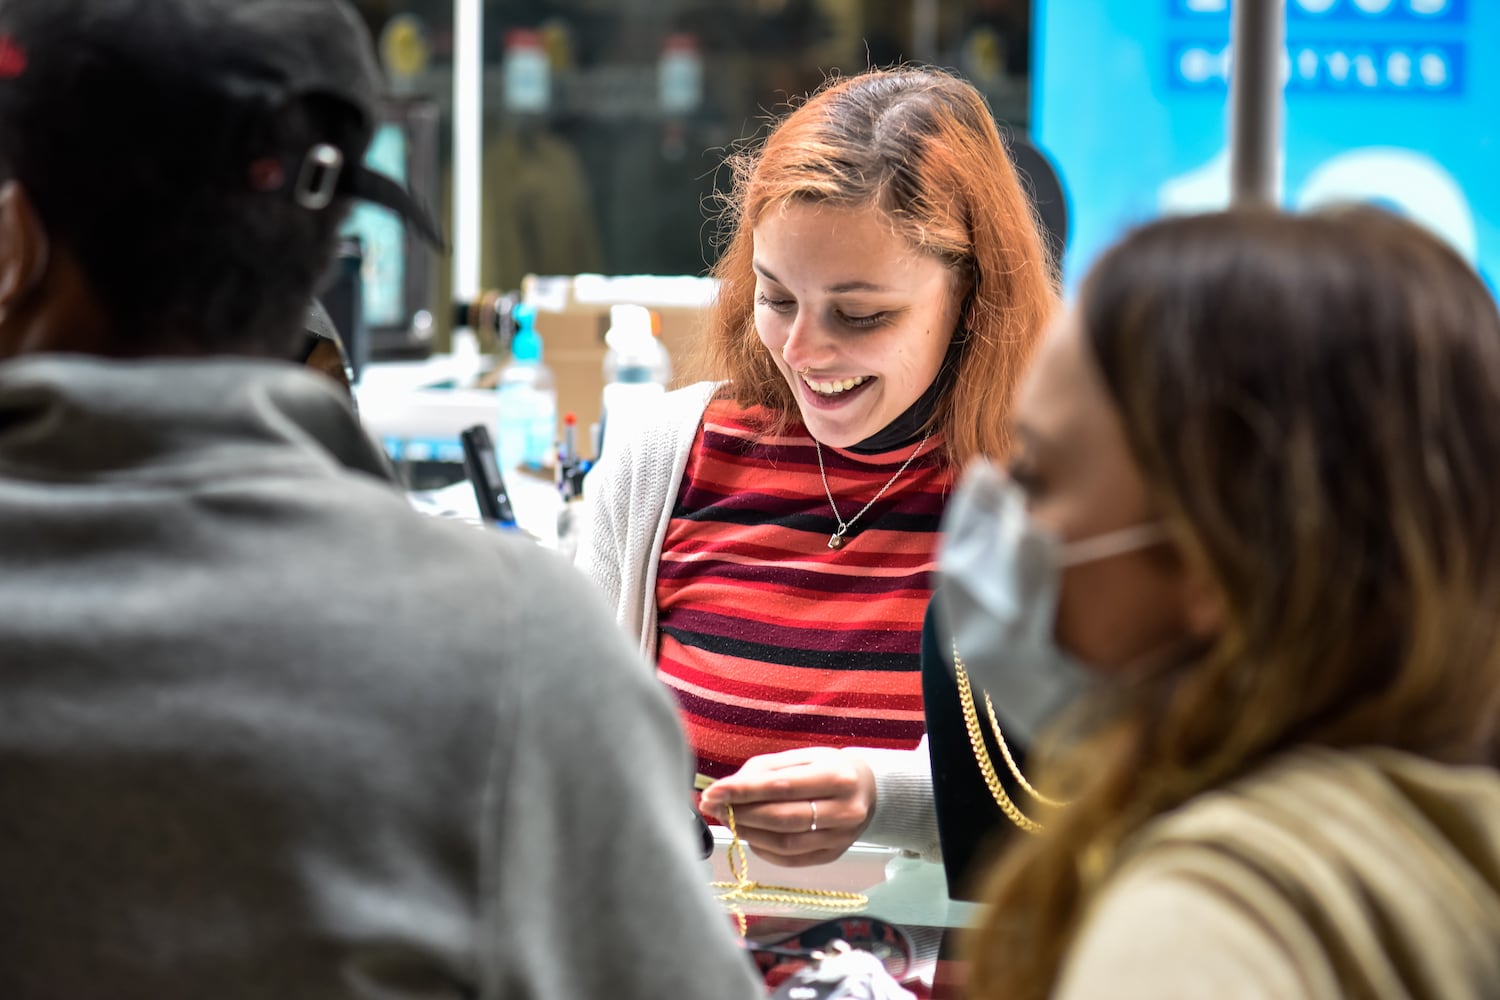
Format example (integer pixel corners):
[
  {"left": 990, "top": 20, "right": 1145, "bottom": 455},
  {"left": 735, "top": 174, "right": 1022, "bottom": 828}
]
[{"left": 655, "top": 400, "right": 953, "bottom": 783}]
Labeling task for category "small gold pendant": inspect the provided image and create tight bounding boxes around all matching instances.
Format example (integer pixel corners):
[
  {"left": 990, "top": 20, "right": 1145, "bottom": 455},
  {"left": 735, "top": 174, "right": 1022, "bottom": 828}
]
[{"left": 828, "top": 533, "right": 845, "bottom": 550}]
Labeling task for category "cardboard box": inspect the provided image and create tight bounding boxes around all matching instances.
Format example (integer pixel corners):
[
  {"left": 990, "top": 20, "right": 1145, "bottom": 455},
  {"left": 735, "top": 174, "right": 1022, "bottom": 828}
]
[{"left": 521, "top": 274, "right": 717, "bottom": 457}]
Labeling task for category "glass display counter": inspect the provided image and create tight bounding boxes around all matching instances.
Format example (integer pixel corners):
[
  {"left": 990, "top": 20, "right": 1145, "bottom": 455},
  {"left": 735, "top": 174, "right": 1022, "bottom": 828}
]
[{"left": 706, "top": 830, "right": 980, "bottom": 998}]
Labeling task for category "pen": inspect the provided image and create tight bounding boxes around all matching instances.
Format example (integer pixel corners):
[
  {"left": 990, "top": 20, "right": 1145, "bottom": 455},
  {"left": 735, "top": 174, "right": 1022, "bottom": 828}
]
[{"left": 560, "top": 412, "right": 577, "bottom": 468}]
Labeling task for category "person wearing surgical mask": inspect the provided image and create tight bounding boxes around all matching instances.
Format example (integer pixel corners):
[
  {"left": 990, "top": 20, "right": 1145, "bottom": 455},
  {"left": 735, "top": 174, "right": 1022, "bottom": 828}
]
[{"left": 946, "top": 207, "right": 1500, "bottom": 998}]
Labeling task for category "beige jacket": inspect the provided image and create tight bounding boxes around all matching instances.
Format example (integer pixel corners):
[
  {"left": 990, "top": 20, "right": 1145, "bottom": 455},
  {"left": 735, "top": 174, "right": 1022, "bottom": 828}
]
[{"left": 1056, "top": 747, "right": 1500, "bottom": 999}]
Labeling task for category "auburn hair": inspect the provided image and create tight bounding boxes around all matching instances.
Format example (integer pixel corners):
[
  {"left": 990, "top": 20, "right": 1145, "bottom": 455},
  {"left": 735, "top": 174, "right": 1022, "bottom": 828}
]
[{"left": 694, "top": 67, "right": 1057, "bottom": 466}]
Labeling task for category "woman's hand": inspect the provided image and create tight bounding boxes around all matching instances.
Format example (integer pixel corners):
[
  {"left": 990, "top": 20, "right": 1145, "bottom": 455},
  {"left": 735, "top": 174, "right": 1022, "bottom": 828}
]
[{"left": 698, "top": 747, "right": 877, "bottom": 867}]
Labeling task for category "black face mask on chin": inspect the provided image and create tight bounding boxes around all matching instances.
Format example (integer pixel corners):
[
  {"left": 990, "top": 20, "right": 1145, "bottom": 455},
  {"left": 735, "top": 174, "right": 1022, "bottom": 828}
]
[
  {"left": 848, "top": 337, "right": 961, "bottom": 453},
  {"left": 298, "top": 299, "right": 356, "bottom": 406}
]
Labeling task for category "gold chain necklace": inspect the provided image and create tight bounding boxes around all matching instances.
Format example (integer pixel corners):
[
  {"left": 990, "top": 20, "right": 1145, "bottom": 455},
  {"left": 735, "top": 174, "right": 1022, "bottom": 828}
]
[
  {"left": 710, "top": 804, "right": 868, "bottom": 936},
  {"left": 814, "top": 431, "right": 932, "bottom": 550},
  {"left": 951, "top": 638, "right": 1068, "bottom": 834}
]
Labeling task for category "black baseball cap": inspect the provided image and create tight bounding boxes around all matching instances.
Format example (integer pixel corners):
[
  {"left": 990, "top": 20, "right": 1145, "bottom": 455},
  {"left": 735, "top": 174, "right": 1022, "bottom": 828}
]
[{"left": 0, "top": 0, "right": 444, "bottom": 248}]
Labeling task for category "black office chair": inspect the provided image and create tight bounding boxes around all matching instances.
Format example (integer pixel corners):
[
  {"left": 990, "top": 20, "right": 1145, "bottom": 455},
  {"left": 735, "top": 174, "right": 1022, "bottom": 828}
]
[
  {"left": 921, "top": 138, "right": 1071, "bottom": 900},
  {"left": 1006, "top": 133, "right": 1070, "bottom": 279}
]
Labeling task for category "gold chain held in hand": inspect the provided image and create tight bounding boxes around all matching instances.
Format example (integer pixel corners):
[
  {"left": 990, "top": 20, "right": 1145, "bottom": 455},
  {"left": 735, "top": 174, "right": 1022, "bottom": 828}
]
[{"left": 710, "top": 804, "right": 868, "bottom": 935}]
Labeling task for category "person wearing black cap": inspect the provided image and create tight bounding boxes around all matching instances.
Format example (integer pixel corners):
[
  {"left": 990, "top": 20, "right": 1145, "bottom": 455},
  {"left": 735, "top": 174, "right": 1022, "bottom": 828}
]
[{"left": 0, "top": 2, "right": 762, "bottom": 998}]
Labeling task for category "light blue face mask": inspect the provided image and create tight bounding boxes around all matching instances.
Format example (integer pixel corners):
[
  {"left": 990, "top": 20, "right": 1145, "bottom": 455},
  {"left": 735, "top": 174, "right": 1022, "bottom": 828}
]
[{"left": 937, "top": 462, "right": 1169, "bottom": 747}]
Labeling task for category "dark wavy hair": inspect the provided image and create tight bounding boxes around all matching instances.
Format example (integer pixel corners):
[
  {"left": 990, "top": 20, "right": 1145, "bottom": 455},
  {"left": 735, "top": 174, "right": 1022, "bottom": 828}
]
[{"left": 969, "top": 207, "right": 1500, "bottom": 998}]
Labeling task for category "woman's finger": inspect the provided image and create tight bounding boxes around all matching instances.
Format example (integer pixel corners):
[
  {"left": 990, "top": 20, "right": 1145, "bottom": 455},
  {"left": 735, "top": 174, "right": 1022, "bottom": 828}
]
[
  {"left": 702, "top": 751, "right": 863, "bottom": 809},
  {"left": 723, "top": 796, "right": 829, "bottom": 835}
]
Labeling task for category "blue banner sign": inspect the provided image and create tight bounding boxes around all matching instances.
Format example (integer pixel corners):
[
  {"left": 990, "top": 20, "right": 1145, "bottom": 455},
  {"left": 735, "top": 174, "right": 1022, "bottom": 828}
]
[
  {"left": 1035, "top": 0, "right": 1497, "bottom": 294},
  {"left": 1170, "top": 0, "right": 1466, "bottom": 23}
]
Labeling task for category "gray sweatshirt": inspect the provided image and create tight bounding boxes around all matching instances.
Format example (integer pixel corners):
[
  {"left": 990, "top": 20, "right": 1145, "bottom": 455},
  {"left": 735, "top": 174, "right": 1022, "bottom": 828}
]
[{"left": 0, "top": 356, "right": 762, "bottom": 1000}]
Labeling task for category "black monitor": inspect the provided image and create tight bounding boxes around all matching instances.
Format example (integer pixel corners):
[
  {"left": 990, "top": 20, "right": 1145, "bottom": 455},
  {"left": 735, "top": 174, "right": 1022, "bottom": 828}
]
[{"left": 335, "top": 96, "right": 440, "bottom": 363}]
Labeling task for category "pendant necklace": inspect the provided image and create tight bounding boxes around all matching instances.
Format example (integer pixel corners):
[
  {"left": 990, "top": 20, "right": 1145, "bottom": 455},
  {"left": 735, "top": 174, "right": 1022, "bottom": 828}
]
[{"left": 813, "top": 430, "right": 932, "bottom": 550}]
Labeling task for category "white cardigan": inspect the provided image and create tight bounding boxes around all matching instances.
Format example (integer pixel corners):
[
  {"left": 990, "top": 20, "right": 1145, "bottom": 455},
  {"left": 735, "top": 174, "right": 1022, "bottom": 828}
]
[{"left": 577, "top": 382, "right": 940, "bottom": 859}]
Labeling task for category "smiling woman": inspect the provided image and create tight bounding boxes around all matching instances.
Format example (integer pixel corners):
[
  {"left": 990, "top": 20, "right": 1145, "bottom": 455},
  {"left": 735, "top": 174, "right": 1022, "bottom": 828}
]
[
  {"left": 751, "top": 201, "right": 960, "bottom": 450},
  {"left": 577, "top": 67, "right": 1057, "bottom": 868}
]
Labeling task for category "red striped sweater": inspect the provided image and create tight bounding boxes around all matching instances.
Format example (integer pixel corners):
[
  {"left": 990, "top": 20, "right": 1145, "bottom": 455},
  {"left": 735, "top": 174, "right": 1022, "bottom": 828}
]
[{"left": 656, "top": 400, "right": 953, "bottom": 783}]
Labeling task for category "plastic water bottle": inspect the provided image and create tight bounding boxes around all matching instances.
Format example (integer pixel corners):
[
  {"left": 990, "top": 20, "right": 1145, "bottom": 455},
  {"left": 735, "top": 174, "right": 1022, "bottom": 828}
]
[
  {"left": 495, "top": 303, "right": 557, "bottom": 474},
  {"left": 598, "top": 304, "right": 671, "bottom": 460}
]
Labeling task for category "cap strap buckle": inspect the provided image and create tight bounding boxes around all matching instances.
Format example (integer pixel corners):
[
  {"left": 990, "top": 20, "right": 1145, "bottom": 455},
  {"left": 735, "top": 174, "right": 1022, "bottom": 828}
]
[{"left": 294, "top": 144, "right": 345, "bottom": 211}]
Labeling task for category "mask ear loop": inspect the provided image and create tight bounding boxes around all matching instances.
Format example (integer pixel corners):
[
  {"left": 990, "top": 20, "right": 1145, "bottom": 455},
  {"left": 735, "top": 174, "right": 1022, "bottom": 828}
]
[{"left": 1057, "top": 521, "right": 1171, "bottom": 568}]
